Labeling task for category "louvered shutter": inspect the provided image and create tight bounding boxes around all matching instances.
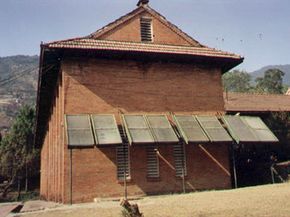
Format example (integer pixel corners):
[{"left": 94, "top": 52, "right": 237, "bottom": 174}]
[
  {"left": 147, "top": 145, "right": 159, "bottom": 178},
  {"left": 116, "top": 145, "right": 130, "bottom": 181},
  {"left": 173, "top": 143, "right": 187, "bottom": 177}
]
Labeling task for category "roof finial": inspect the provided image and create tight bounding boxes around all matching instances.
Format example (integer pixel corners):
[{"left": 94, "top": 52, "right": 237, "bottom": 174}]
[{"left": 137, "top": 0, "right": 149, "bottom": 7}]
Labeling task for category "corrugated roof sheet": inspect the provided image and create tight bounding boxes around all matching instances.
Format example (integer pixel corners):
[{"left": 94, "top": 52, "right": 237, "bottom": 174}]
[
  {"left": 44, "top": 38, "right": 241, "bottom": 59},
  {"left": 224, "top": 92, "right": 290, "bottom": 112}
]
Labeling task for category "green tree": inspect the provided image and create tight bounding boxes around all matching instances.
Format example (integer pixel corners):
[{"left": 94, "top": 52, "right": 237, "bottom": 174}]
[
  {"left": 264, "top": 112, "right": 290, "bottom": 162},
  {"left": 255, "top": 69, "right": 285, "bottom": 94},
  {"left": 222, "top": 70, "right": 253, "bottom": 93},
  {"left": 0, "top": 105, "right": 39, "bottom": 199}
]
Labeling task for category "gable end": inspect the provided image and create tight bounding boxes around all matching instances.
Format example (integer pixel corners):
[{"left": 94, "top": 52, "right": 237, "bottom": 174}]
[{"left": 88, "top": 5, "right": 203, "bottom": 47}]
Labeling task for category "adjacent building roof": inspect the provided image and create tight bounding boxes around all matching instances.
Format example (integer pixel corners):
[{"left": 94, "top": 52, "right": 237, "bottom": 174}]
[{"left": 224, "top": 92, "right": 290, "bottom": 112}]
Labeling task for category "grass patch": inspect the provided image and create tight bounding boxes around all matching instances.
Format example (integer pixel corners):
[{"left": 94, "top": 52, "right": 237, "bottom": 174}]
[{"left": 0, "top": 190, "right": 39, "bottom": 203}]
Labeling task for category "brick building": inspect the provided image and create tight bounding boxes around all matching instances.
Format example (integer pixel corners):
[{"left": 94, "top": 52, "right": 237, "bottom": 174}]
[{"left": 35, "top": 0, "right": 278, "bottom": 203}]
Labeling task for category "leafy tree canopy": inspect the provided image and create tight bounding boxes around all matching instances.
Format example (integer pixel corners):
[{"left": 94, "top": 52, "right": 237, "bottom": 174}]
[
  {"left": 222, "top": 70, "right": 253, "bottom": 93},
  {"left": 223, "top": 68, "right": 288, "bottom": 95},
  {"left": 0, "top": 104, "right": 39, "bottom": 199},
  {"left": 255, "top": 68, "right": 285, "bottom": 94}
]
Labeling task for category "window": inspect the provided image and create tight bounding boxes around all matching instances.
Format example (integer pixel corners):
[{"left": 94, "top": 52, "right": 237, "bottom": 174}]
[
  {"left": 173, "top": 143, "right": 187, "bottom": 177},
  {"left": 140, "top": 17, "right": 153, "bottom": 42},
  {"left": 116, "top": 144, "right": 131, "bottom": 181},
  {"left": 147, "top": 145, "right": 159, "bottom": 178}
]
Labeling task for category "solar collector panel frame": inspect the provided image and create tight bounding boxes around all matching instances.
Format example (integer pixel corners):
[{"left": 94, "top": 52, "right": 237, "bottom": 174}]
[
  {"left": 91, "top": 114, "right": 122, "bottom": 145},
  {"left": 173, "top": 115, "right": 209, "bottom": 144},
  {"left": 196, "top": 116, "right": 232, "bottom": 142},
  {"left": 241, "top": 116, "right": 279, "bottom": 142},
  {"left": 222, "top": 116, "right": 259, "bottom": 143},
  {"left": 122, "top": 115, "right": 155, "bottom": 145},
  {"left": 146, "top": 115, "right": 179, "bottom": 143},
  {"left": 65, "top": 114, "right": 95, "bottom": 147}
]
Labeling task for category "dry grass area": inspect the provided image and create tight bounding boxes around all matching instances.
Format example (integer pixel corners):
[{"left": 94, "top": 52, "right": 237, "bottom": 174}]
[{"left": 17, "top": 183, "right": 290, "bottom": 217}]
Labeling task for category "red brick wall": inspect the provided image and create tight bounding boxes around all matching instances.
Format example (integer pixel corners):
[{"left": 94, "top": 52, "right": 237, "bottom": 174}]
[
  {"left": 40, "top": 57, "right": 230, "bottom": 204},
  {"left": 65, "top": 143, "right": 230, "bottom": 203},
  {"left": 40, "top": 72, "right": 66, "bottom": 203},
  {"left": 62, "top": 58, "right": 225, "bottom": 115},
  {"left": 99, "top": 11, "right": 194, "bottom": 46}
]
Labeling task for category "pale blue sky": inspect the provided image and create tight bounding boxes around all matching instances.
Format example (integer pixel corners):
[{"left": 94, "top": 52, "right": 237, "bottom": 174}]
[{"left": 0, "top": 0, "right": 289, "bottom": 71}]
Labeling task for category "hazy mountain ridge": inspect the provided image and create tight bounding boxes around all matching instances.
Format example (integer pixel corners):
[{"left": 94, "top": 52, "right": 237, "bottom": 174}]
[
  {"left": 0, "top": 55, "right": 39, "bottom": 131},
  {"left": 0, "top": 55, "right": 39, "bottom": 93},
  {"left": 250, "top": 64, "right": 290, "bottom": 85}
]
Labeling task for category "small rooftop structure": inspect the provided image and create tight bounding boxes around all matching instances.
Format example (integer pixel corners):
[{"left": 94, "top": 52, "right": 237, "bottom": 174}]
[{"left": 137, "top": 0, "right": 149, "bottom": 6}]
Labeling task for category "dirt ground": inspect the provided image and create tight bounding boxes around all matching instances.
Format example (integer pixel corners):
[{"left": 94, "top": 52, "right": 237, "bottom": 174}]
[{"left": 14, "top": 183, "right": 290, "bottom": 217}]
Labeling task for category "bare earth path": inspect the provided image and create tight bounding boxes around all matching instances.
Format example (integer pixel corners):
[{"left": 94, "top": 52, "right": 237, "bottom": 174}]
[{"left": 14, "top": 183, "right": 290, "bottom": 217}]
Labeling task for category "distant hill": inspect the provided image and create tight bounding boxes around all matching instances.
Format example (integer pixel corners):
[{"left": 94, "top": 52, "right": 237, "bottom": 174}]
[
  {"left": 250, "top": 64, "right": 290, "bottom": 85},
  {"left": 0, "top": 55, "right": 39, "bottom": 131},
  {"left": 0, "top": 55, "right": 38, "bottom": 94}
]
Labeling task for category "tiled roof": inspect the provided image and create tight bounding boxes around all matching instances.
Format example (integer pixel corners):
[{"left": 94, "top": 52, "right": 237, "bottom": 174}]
[
  {"left": 44, "top": 38, "right": 242, "bottom": 60},
  {"left": 224, "top": 92, "right": 290, "bottom": 112}
]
